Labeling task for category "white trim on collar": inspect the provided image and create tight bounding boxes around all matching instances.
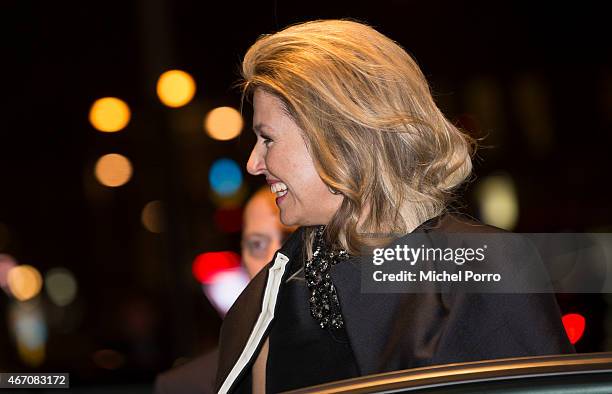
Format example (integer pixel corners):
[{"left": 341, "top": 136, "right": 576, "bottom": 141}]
[{"left": 218, "top": 252, "right": 290, "bottom": 394}]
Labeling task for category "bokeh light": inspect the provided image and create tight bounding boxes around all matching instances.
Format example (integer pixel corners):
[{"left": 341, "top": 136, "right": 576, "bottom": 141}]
[
  {"left": 10, "top": 301, "right": 47, "bottom": 367},
  {"left": 213, "top": 206, "right": 243, "bottom": 233},
  {"left": 7, "top": 265, "right": 43, "bottom": 301},
  {"left": 45, "top": 268, "right": 78, "bottom": 307},
  {"left": 202, "top": 268, "right": 249, "bottom": 316},
  {"left": 475, "top": 173, "right": 519, "bottom": 230},
  {"left": 209, "top": 158, "right": 242, "bottom": 197},
  {"left": 141, "top": 200, "right": 164, "bottom": 233},
  {"left": 0, "top": 254, "right": 17, "bottom": 292},
  {"left": 210, "top": 183, "right": 248, "bottom": 208},
  {"left": 17, "top": 341, "right": 45, "bottom": 367},
  {"left": 192, "top": 251, "right": 241, "bottom": 284},
  {"left": 94, "top": 153, "right": 133, "bottom": 187},
  {"left": 89, "top": 97, "right": 131, "bottom": 133},
  {"left": 562, "top": 313, "right": 586, "bottom": 345},
  {"left": 157, "top": 70, "right": 196, "bottom": 108},
  {"left": 204, "top": 106, "right": 243, "bottom": 141}
]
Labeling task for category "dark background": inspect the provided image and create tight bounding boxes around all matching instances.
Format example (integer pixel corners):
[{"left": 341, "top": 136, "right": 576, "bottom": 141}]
[{"left": 1, "top": 0, "right": 611, "bottom": 391}]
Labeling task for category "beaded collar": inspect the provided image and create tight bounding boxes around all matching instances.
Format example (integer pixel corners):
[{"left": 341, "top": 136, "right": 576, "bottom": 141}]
[{"left": 304, "top": 225, "right": 350, "bottom": 330}]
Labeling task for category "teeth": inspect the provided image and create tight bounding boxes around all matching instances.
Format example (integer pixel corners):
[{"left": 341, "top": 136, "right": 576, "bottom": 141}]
[
  {"left": 270, "top": 182, "right": 288, "bottom": 198},
  {"left": 270, "top": 182, "right": 288, "bottom": 193}
]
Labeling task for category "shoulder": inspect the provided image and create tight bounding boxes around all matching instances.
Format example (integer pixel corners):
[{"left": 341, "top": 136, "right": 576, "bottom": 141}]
[
  {"left": 426, "top": 211, "right": 508, "bottom": 234},
  {"left": 424, "top": 212, "right": 537, "bottom": 264}
]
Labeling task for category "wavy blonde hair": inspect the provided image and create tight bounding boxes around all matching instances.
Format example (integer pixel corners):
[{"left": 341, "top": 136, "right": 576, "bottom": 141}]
[{"left": 238, "top": 19, "right": 475, "bottom": 257}]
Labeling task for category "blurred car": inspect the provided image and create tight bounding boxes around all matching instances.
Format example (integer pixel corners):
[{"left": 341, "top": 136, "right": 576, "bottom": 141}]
[{"left": 286, "top": 352, "right": 612, "bottom": 393}]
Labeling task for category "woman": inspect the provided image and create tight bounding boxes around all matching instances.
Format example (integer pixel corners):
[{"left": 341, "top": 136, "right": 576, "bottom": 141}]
[{"left": 215, "top": 19, "right": 574, "bottom": 394}]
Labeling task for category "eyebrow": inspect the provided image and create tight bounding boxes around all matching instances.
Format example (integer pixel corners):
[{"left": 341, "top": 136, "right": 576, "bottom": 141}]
[
  {"left": 243, "top": 232, "right": 271, "bottom": 239},
  {"left": 241, "top": 233, "right": 272, "bottom": 242},
  {"left": 252, "top": 123, "right": 273, "bottom": 135}
]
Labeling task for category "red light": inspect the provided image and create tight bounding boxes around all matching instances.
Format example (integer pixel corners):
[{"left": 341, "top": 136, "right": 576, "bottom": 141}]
[
  {"left": 192, "top": 251, "right": 241, "bottom": 284},
  {"left": 213, "top": 207, "right": 243, "bottom": 233},
  {"left": 562, "top": 313, "right": 586, "bottom": 345}
]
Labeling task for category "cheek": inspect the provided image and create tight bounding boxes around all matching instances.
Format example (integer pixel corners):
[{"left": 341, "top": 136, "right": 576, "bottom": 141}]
[
  {"left": 290, "top": 150, "right": 321, "bottom": 186},
  {"left": 301, "top": 163, "right": 328, "bottom": 194},
  {"left": 264, "top": 148, "right": 283, "bottom": 174},
  {"left": 243, "top": 255, "right": 266, "bottom": 276},
  {"left": 268, "top": 143, "right": 327, "bottom": 202},
  {"left": 267, "top": 148, "right": 303, "bottom": 182},
  {"left": 270, "top": 237, "right": 283, "bottom": 252}
]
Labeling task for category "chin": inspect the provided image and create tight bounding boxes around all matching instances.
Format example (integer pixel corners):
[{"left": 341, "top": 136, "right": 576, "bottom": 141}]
[
  {"left": 279, "top": 212, "right": 301, "bottom": 227},
  {"left": 280, "top": 216, "right": 297, "bottom": 227}
]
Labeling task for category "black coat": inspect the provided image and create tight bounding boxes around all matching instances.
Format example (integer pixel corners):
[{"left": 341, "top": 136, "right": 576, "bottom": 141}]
[{"left": 215, "top": 213, "right": 575, "bottom": 393}]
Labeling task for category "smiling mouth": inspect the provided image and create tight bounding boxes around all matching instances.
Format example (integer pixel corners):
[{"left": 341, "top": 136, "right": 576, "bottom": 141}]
[{"left": 270, "top": 182, "right": 288, "bottom": 198}]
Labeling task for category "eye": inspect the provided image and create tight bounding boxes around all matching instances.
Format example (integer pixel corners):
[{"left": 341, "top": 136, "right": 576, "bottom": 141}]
[
  {"left": 260, "top": 133, "right": 274, "bottom": 147},
  {"left": 242, "top": 235, "right": 271, "bottom": 258}
]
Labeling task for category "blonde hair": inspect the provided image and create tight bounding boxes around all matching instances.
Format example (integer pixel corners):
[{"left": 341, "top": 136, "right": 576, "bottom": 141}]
[{"left": 239, "top": 19, "right": 475, "bottom": 257}]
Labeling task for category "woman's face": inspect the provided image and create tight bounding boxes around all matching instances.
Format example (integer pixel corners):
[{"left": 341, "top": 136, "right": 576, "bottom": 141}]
[{"left": 247, "top": 89, "right": 343, "bottom": 226}]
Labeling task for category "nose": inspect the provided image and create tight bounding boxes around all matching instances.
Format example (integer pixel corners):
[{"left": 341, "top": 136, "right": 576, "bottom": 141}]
[{"left": 246, "top": 143, "right": 266, "bottom": 176}]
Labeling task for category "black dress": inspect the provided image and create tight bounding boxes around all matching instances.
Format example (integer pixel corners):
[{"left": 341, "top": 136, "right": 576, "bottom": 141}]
[{"left": 266, "top": 250, "right": 361, "bottom": 392}]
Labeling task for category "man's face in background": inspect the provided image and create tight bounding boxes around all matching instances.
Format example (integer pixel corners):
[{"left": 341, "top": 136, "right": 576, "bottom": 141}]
[{"left": 241, "top": 190, "right": 294, "bottom": 278}]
